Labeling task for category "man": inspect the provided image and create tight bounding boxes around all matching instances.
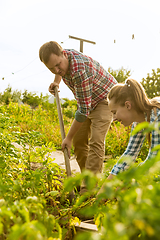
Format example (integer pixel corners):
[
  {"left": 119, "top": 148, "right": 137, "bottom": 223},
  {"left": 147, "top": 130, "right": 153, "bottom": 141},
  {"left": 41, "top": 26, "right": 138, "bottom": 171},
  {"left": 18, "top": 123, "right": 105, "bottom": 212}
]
[{"left": 39, "top": 41, "right": 117, "bottom": 193}]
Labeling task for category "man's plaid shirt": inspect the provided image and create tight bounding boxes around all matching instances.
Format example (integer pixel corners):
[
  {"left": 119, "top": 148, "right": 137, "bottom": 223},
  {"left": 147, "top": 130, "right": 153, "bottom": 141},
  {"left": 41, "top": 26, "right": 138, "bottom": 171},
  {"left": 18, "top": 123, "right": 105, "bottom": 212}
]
[
  {"left": 62, "top": 49, "right": 117, "bottom": 122},
  {"left": 111, "top": 106, "right": 160, "bottom": 175}
]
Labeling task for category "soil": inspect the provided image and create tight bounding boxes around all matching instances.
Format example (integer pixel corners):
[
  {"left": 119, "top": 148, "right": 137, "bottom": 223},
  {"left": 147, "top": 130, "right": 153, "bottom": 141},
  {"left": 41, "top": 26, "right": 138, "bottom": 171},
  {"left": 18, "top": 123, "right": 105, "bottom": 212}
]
[
  {"left": 12, "top": 142, "right": 80, "bottom": 173},
  {"left": 12, "top": 142, "right": 112, "bottom": 174},
  {"left": 49, "top": 150, "right": 80, "bottom": 173}
]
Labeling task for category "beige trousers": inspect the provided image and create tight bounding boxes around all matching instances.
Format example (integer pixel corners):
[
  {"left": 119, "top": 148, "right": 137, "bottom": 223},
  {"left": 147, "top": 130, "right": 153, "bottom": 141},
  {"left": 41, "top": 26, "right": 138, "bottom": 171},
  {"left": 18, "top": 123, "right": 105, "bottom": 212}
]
[{"left": 73, "top": 99, "right": 113, "bottom": 175}]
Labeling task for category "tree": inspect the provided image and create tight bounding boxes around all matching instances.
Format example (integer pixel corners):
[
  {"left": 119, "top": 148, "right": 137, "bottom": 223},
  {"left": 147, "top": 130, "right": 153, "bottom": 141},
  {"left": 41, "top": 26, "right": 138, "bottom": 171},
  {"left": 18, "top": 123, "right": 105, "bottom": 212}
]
[
  {"left": 141, "top": 68, "right": 160, "bottom": 98},
  {"left": 0, "top": 85, "right": 22, "bottom": 105},
  {"left": 108, "top": 67, "right": 131, "bottom": 83},
  {"left": 22, "top": 90, "right": 42, "bottom": 108}
]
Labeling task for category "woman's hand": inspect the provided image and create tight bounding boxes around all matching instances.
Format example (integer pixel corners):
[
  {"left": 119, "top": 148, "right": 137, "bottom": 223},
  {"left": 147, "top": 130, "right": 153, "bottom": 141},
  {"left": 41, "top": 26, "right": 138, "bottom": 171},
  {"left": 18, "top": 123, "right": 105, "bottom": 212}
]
[
  {"left": 97, "top": 174, "right": 115, "bottom": 195},
  {"left": 107, "top": 174, "right": 114, "bottom": 180}
]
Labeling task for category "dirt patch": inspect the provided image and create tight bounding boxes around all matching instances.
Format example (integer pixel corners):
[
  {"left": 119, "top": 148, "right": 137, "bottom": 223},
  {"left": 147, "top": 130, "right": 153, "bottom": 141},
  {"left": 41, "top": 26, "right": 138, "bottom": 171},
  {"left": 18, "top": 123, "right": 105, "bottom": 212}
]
[{"left": 12, "top": 142, "right": 80, "bottom": 173}]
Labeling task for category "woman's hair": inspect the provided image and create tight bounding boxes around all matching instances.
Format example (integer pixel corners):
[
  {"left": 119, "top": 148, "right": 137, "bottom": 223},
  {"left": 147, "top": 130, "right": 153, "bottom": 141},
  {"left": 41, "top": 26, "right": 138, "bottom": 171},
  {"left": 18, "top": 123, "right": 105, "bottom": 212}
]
[
  {"left": 108, "top": 78, "right": 160, "bottom": 113},
  {"left": 39, "top": 41, "right": 63, "bottom": 64}
]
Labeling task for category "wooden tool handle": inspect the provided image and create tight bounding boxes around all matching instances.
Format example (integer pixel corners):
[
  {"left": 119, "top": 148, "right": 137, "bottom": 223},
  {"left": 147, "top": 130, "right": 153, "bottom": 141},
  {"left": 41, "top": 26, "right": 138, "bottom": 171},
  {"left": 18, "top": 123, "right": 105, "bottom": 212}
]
[{"left": 54, "top": 86, "right": 72, "bottom": 177}]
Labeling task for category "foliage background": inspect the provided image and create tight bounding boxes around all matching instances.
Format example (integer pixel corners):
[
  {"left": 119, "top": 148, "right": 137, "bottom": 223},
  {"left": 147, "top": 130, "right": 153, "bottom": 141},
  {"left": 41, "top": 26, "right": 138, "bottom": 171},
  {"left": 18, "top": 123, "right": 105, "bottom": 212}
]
[{"left": 0, "top": 67, "right": 160, "bottom": 239}]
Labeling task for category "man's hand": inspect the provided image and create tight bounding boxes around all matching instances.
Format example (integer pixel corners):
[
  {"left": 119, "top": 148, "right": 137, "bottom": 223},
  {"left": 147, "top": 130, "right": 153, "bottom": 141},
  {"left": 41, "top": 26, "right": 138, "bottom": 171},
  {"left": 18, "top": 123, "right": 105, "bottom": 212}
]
[
  {"left": 62, "top": 137, "right": 72, "bottom": 158},
  {"left": 48, "top": 82, "right": 59, "bottom": 95},
  {"left": 61, "top": 119, "right": 83, "bottom": 158},
  {"left": 48, "top": 74, "right": 62, "bottom": 95}
]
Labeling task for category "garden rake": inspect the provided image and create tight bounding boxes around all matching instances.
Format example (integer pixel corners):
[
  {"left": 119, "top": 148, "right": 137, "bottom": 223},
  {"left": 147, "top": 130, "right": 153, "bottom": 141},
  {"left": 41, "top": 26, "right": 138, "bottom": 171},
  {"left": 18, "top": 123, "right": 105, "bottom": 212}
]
[{"left": 54, "top": 86, "right": 75, "bottom": 202}]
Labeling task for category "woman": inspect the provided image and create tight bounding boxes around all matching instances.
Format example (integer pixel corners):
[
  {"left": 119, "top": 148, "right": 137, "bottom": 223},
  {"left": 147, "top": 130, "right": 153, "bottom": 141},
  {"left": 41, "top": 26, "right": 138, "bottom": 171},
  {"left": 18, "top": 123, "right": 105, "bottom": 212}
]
[{"left": 107, "top": 78, "right": 160, "bottom": 180}]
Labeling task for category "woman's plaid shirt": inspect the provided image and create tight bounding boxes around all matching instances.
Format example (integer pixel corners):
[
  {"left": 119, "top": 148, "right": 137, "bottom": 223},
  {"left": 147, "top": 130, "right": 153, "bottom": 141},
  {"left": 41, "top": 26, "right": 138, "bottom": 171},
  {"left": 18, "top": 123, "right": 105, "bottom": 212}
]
[
  {"left": 62, "top": 49, "right": 117, "bottom": 122},
  {"left": 111, "top": 106, "right": 160, "bottom": 175}
]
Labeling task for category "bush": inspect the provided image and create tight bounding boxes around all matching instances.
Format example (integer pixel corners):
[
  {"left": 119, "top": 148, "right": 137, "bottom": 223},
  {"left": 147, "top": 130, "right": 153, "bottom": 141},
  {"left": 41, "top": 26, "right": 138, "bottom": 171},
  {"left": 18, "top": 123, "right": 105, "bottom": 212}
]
[
  {"left": 0, "top": 95, "right": 158, "bottom": 240},
  {"left": 105, "top": 121, "right": 130, "bottom": 157},
  {"left": 105, "top": 121, "right": 149, "bottom": 161}
]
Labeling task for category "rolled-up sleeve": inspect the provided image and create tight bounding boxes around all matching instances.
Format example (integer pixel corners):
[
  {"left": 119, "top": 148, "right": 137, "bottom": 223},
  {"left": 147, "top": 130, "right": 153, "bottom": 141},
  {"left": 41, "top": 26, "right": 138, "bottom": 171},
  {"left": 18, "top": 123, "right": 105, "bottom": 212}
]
[{"left": 75, "top": 110, "right": 87, "bottom": 122}]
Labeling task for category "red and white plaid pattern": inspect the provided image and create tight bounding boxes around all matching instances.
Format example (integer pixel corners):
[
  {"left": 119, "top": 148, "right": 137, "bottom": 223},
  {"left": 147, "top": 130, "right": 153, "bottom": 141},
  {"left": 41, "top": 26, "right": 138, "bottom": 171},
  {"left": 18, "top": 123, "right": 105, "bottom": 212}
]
[{"left": 63, "top": 49, "right": 117, "bottom": 120}]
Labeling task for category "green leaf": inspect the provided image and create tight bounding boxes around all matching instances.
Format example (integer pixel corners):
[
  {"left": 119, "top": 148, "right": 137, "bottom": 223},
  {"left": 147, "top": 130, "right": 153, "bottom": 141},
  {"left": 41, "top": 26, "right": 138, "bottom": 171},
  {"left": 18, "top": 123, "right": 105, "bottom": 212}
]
[
  {"left": 45, "top": 191, "right": 59, "bottom": 197},
  {"left": 132, "top": 122, "right": 150, "bottom": 135}
]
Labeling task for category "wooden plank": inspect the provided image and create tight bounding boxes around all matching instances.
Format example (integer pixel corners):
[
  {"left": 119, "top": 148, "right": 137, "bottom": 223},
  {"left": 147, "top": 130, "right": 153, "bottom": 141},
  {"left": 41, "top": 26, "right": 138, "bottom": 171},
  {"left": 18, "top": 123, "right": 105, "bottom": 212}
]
[{"left": 75, "top": 221, "right": 98, "bottom": 232}]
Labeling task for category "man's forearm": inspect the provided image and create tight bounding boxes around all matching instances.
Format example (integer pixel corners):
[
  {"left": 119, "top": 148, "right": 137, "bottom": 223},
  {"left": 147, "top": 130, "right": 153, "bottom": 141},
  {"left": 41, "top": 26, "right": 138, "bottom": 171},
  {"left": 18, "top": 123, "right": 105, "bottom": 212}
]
[
  {"left": 66, "top": 119, "right": 83, "bottom": 140},
  {"left": 54, "top": 74, "right": 62, "bottom": 84}
]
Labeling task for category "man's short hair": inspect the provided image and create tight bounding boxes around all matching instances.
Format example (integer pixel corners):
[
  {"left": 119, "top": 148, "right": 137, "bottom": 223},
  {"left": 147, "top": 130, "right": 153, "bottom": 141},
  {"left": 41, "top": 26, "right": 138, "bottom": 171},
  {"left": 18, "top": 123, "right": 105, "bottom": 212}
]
[{"left": 39, "top": 41, "right": 63, "bottom": 64}]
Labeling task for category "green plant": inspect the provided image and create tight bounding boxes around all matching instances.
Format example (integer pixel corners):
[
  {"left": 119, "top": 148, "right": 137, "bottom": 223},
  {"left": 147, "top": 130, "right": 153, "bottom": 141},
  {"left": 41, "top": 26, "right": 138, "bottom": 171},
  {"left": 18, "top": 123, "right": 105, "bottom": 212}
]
[
  {"left": 105, "top": 121, "right": 130, "bottom": 157},
  {"left": 141, "top": 68, "right": 160, "bottom": 98},
  {"left": 108, "top": 67, "right": 131, "bottom": 83},
  {"left": 0, "top": 94, "right": 159, "bottom": 240},
  {"left": 73, "top": 121, "right": 160, "bottom": 240}
]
